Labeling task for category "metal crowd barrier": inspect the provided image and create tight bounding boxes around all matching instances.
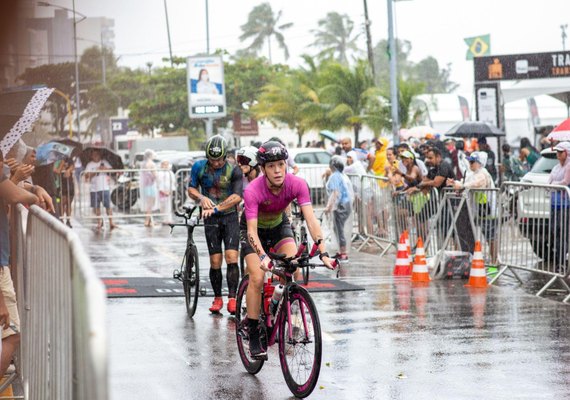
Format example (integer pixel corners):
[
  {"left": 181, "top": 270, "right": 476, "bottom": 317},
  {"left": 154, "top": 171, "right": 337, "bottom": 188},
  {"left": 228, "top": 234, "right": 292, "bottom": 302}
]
[
  {"left": 174, "top": 168, "right": 192, "bottom": 214},
  {"left": 493, "top": 182, "right": 570, "bottom": 302},
  {"left": 392, "top": 187, "right": 441, "bottom": 259},
  {"left": 10, "top": 204, "right": 108, "bottom": 399},
  {"left": 77, "top": 168, "right": 176, "bottom": 222},
  {"left": 429, "top": 188, "right": 499, "bottom": 279},
  {"left": 296, "top": 165, "right": 328, "bottom": 206},
  {"left": 355, "top": 175, "right": 395, "bottom": 255},
  {"left": 346, "top": 174, "right": 364, "bottom": 243}
]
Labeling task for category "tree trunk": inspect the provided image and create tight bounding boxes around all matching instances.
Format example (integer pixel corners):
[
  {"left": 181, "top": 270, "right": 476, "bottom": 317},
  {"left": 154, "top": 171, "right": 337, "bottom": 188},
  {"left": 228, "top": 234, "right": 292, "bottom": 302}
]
[
  {"left": 297, "top": 127, "right": 304, "bottom": 147},
  {"left": 267, "top": 36, "right": 272, "bottom": 64},
  {"left": 353, "top": 124, "right": 361, "bottom": 145}
]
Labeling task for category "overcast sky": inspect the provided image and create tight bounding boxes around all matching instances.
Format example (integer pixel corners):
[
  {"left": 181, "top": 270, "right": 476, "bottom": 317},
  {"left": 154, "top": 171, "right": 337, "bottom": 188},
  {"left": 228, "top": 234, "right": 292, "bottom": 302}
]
[{"left": 42, "top": 0, "right": 570, "bottom": 94}]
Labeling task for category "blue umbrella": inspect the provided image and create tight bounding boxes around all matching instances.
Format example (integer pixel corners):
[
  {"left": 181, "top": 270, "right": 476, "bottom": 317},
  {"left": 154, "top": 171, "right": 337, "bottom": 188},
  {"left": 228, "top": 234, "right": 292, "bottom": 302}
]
[
  {"left": 36, "top": 142, "right": 74, "bottom": 166},
  {"left": 319, "top": 130, "right": 339, "bottom": 143}
]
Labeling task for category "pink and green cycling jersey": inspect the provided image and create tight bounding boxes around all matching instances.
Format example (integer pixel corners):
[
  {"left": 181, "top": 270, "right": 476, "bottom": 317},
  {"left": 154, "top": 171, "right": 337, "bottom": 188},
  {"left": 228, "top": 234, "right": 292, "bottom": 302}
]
[{"left": 244, "top": 173, "right": 311, "bottom": 229}]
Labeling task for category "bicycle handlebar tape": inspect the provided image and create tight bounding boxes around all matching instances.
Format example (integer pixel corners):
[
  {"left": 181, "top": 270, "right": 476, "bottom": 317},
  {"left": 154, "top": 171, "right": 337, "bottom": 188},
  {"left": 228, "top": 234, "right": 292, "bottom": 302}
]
[
  {"left": 394, "top": 233, "right": 412, "bottom": 276},
  {"left": 411, "top": 237, "right": 431, "bottom": 284},
  {"left": 295, "top": 243, "right": 306, "bottom": 258},
  {"left": 464, "top": 241, "right": 489, "bottom": 289}
]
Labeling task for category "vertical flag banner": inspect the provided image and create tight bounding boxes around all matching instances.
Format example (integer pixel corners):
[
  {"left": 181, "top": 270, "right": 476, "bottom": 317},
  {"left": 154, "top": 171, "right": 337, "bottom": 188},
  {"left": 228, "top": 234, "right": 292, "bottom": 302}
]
[{"left": 465, "top": 34, "right": 491, "bottom": 60}]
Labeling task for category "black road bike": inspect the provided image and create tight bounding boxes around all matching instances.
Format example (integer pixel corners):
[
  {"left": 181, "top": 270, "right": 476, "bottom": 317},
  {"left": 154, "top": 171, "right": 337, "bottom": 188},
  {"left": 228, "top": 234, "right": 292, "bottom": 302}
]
[{"left": 171, "top": 205, "right": 201, "bottom": 318}]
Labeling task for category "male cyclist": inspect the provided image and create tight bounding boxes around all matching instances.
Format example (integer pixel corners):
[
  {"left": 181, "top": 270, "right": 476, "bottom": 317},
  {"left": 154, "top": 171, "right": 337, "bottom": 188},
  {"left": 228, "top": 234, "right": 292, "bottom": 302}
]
[
  {"left": 188, "top": 135, "right": 243, "bottom": 315},
  {"left": 241, "top": 141, "right": 334, "bottom": 359}
]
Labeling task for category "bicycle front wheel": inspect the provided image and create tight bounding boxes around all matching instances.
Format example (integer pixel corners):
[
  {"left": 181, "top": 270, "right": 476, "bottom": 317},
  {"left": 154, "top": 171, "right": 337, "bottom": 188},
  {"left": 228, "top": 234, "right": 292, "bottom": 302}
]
[
  {"left": 183, "top": 245, "right": 199, "bottom": 318},
  {"left": 235, "top": 274, "right": 264, "bottom": 374},
  {"left": 278, "top": 285, "right": 322, "bottom": 398}
]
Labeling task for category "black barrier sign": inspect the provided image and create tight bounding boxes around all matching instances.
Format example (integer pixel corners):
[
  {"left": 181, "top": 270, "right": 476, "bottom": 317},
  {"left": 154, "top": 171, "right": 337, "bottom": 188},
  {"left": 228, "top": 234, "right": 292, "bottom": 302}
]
[{"left": 474, "top": 51, "right": 570, "bottom": 82}]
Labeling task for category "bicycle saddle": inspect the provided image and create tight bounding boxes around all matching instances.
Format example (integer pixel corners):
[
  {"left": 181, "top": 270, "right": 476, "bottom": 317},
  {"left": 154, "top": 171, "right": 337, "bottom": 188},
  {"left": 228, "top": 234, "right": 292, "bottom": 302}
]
[{"left": 268, "top": 251, "right": 288, "bottom": 261}]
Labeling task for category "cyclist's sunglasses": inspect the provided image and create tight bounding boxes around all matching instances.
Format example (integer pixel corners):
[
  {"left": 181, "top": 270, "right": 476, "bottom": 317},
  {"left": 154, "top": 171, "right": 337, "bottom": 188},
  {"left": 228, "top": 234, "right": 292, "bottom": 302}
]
[{"left": 237, "top": 155, "right": 252, "bottom": 166}]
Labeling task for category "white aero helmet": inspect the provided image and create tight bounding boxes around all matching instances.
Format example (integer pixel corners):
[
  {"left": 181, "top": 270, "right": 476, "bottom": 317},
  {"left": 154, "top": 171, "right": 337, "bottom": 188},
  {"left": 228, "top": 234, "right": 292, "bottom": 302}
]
[{"left": 236, "top": 146, "right": 259, "bottom": 168}]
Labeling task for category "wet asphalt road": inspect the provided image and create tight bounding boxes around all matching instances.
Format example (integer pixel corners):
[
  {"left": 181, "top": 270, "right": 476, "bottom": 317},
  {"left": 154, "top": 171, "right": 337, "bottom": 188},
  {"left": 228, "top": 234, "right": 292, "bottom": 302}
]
[{"left": 76, "top": 219, "right": 570, "bottom": 400}]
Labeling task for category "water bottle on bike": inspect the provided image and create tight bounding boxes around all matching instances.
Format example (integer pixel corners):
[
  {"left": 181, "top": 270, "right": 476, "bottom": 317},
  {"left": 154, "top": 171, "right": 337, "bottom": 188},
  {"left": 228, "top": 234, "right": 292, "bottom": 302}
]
[{"left": 270, "top": 284, "right": 284, "bottom": 316}]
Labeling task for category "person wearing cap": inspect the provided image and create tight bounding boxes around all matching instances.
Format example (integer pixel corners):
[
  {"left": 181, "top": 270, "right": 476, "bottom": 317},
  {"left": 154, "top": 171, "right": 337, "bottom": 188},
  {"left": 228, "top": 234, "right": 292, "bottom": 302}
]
[
  {"left": 370, "top": 137, "right": 389, "bottom": 176},
  {"left": 447, "top": 151, "right": 498, "bottom": 262},
  {"left": 548, "top": 141, "right": 570, "bottom": 268},
  {"left": 477, "top": 137, "right": 497, "bottom": 183},
  {"left": 339, "top": 137, "right": 373, "bottom": 171}
]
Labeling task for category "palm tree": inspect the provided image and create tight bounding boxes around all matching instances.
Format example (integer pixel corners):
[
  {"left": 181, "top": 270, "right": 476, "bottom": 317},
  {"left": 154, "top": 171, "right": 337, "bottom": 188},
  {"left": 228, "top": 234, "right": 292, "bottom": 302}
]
[
  {"left": 239, "top": 3, "right": 293, "bottom": 63},
  {"left": 309, "top": 12, "right": 361, "bottom": 65},
  {"left": 318, "top": 60, "right": 384, "bottom": 143},
  {"left": 252, "top": 69, "right": 324, "bottom": 146}
]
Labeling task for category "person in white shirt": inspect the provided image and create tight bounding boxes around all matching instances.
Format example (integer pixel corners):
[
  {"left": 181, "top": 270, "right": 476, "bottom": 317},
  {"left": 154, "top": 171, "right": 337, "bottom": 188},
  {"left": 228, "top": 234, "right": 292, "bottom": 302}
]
[
  {"left": 84, "top": 149, "right": 117, "bottom": 230},
  {"left": 156, "top": 160, "right": 176, "bottom": 224}
]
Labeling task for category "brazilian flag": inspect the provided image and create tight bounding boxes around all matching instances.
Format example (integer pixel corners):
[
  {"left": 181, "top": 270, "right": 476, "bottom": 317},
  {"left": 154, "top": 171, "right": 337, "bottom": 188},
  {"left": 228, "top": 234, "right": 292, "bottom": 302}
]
[{"left": 464, "top": 34, "right": 491, "bottom": 60}]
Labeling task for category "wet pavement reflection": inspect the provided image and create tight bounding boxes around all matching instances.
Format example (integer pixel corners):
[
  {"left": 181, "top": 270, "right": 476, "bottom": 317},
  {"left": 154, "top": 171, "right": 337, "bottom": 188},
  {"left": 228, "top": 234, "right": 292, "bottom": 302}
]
[{"left": 77, "top": 220, "right": 570, "bottom": 399}]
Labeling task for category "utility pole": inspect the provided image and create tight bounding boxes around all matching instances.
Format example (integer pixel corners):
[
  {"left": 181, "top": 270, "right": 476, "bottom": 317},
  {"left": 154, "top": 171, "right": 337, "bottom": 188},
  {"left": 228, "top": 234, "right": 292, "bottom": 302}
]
[
  {"left": 163, "top": 0, "right": 174, "bottom": 67},
  {"left": 363, "top": 0, "right": 376, "bottom": 80},
  {"left": 205, "top": 0, "right": 210, "bottom": 54},
  {"left": 387, "top": 0, "right": 399, "bottom": 145},
  {"left": 562, "top": 24, "right": 568, "bottom": 51},
  {"left": 72, "top": 0, "right": 82, "bottom": 140}
]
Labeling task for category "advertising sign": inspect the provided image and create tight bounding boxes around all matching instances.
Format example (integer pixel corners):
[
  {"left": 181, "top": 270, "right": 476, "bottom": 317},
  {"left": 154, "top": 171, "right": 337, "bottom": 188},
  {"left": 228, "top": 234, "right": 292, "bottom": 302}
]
[
  {"left": 474, "top": 51, "right": 570, "bottom": 82},
  {"left": 110, "top": 117, "right": 129, "bottom": 138},
  {"left": 233, "top": 113, "right": 259, "bottom": 136},
  {"left": 475, "top": 82, "right": 504, "bottom": 130},
  {"left": 187, "top": 56, "right": 227, "bottom": 119}
]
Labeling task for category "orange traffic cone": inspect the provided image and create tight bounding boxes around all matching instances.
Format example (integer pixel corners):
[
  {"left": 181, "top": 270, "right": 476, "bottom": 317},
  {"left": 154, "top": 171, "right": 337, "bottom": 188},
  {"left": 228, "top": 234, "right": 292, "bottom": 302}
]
[
  {"left": 411, "top": 237, "right": 431, "bottom": 283},
  {"left": 404, "top": 230, "right": 413, "bottom": 273},
  {"left": 465, "top": 241, "right": 489, "bottom": 288},
  {"left": 394, "top": 233, "right": 411, "bottom": 275}
]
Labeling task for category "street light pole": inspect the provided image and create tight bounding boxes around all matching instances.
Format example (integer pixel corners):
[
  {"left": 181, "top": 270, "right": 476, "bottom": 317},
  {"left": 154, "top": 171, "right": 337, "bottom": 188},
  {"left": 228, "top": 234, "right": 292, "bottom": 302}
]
[
  {"left": 387, "top": 0, "right": 399, "bottom": 145},
  {"left": 363, "top": 0, "right": 375, "bottom": 80},
  {"left": 163, "top": 0, "right": 174, "bottom": 67},
  {"left": 72, "top": 0, "right": 81, "bottom": 140},
  {"left": 562, "top": 24, "right": 568, "bottom": 51},
  {"left": 205, "top": 0, "right": 210, "bottom": 54}
]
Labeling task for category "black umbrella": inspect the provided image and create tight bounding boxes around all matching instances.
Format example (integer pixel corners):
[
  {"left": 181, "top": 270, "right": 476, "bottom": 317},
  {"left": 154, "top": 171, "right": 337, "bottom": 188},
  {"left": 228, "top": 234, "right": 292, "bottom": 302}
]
[
  {"left": 51, "top": 138, "right": 84, "bottom": 158},
  {"left": 0, "top": 87, "right": 54, "bottom": 156},
  {"left": 445, "top": 121, "right": 505, "bottom": 138},
  {"left": 80, "top": 146, "right": 124, "bottom": 170}
]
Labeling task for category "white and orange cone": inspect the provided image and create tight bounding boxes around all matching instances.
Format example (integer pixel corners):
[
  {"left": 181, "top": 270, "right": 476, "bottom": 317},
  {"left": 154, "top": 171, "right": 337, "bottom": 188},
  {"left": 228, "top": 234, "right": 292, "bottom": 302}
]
[
  {"left": 465, "top": 241, "right": 489, "bottom": 288},
  {"left": 411, "top": 237, "right": 431, "bottom": 283},
  {"left": 394, "top": 233, "right": 411, "bottom": 276},
  {"left": 404, "top": 230, "right": 413, "bottom": 273}
]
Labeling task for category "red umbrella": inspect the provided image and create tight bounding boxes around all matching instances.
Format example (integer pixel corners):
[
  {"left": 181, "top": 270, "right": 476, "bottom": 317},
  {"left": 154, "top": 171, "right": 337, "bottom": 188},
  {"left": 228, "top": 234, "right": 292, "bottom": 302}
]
[{"left": 546, "top": 118, "right": 570, "bottom": 142}]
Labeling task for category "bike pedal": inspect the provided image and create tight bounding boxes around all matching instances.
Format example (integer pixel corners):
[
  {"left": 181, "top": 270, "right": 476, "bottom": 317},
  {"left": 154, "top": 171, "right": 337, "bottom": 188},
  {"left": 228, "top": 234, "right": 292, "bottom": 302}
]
[{"left": 172, "top": 270, "right": 181, "bottom": 280}]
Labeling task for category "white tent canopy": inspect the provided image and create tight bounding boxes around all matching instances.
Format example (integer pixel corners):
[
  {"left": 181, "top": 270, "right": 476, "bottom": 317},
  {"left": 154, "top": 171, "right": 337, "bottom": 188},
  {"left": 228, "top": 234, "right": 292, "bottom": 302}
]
[{"left": 501, "top": 77, "right": 570, "bottom": 105}]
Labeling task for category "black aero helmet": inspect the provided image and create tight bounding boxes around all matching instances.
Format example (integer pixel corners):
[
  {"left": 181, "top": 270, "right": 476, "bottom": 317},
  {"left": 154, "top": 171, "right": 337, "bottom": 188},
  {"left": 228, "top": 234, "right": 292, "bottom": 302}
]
[
  {"left": 205, "top": 135, "right": 227, "bottom": 160},
  {"left": 257, "top": 141, "right": 288, "bottom": 166}
]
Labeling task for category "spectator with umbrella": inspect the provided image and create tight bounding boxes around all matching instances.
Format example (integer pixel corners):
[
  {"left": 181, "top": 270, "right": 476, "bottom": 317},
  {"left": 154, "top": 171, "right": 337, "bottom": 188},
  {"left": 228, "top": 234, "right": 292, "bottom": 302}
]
[{"left": 83, "top": 148, "right": 118, "bottom": 230}]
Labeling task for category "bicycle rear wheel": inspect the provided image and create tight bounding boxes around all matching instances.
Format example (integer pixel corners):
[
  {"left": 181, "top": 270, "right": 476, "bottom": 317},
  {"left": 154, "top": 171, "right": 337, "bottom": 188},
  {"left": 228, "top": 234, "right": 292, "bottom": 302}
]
[
  {"left": 278, "top": 285, "right": 322, "bottom": 398},
  {"left": 183, "top": 245, "right": 199, "bottom": 318},
  {"left": 235, "top": 274, "right": 264, "bottom": 374}
]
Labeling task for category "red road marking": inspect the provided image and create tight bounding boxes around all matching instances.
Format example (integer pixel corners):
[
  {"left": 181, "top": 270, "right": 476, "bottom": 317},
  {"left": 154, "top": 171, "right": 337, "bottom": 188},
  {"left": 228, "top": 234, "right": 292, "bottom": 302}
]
[
  {"left": 103, "top": 279, "right": 129, "bottom": 286},
  {"left": 302, "top": 282, "right": 335, "bottom": 289},
  {"left": 107, "top": 287, "right": 137, "bottom": 294}
]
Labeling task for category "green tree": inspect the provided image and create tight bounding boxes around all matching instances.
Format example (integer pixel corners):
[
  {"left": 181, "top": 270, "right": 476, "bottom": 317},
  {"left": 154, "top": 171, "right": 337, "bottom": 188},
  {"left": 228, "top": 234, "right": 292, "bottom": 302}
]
[
  {"left": 373, "top": 38, "right": 413, "bottom": 88},
  {"left": 239, "top": 2, "right": 293, "bottom": 63},
  {"left": 18, "top": 62, "right": 96, "bottom": 136},
  {"left": 394, "top": 78, "right": 426, "bottom": 129},
  {"left": 309, "top": 12, "right": 361, "bottom": 65},
  {"left": 410, "top": 57, "right": 458, "bottom": 94},
  {"left": 318, "top": 60, "right": 384, "bottom": 143},
  {"left": 252, "top": 69, "right": 324, "bottom": 146}
]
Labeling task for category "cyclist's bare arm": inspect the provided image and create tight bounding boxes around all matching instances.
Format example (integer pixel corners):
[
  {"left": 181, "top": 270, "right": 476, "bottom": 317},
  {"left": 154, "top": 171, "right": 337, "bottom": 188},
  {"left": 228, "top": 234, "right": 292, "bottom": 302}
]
[
  {"left": 216, "top": 193, "right": 242, "bottom": 212},
  {"left": 301, "top": 203, "right": 334, "bottom": 269},
  {"left": 246, "top": 218, "right": 271, "bottom": 270},
  {"left": 188, "top": 186, "right": 215, "bottom": 209}
]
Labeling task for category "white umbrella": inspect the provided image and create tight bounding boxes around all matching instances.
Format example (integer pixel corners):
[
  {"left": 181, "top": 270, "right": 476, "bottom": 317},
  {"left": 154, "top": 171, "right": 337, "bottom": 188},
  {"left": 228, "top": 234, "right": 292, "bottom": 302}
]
[{"left": 404, "top": 125, "right": 438, "bottom": 139}]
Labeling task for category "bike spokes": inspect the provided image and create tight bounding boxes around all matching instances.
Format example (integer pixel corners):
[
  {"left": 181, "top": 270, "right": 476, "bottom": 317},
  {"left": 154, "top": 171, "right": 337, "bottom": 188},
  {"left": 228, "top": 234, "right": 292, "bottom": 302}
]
[{"left": 279, "top": 289, "right": 322, "bottom": 398}]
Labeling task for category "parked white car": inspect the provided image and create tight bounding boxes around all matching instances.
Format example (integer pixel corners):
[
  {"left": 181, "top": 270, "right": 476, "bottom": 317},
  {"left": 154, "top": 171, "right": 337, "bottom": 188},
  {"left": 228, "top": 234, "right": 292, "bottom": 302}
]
[{"left": 287, "top": 148, "right": 331, "bottom": 205}]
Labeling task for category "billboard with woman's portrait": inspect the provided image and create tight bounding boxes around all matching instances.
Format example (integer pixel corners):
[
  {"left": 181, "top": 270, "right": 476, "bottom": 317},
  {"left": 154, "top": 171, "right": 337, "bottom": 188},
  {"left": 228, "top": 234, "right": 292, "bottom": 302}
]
[{"left": 187, "top": 55, "right": 226, "bottom": 119}]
